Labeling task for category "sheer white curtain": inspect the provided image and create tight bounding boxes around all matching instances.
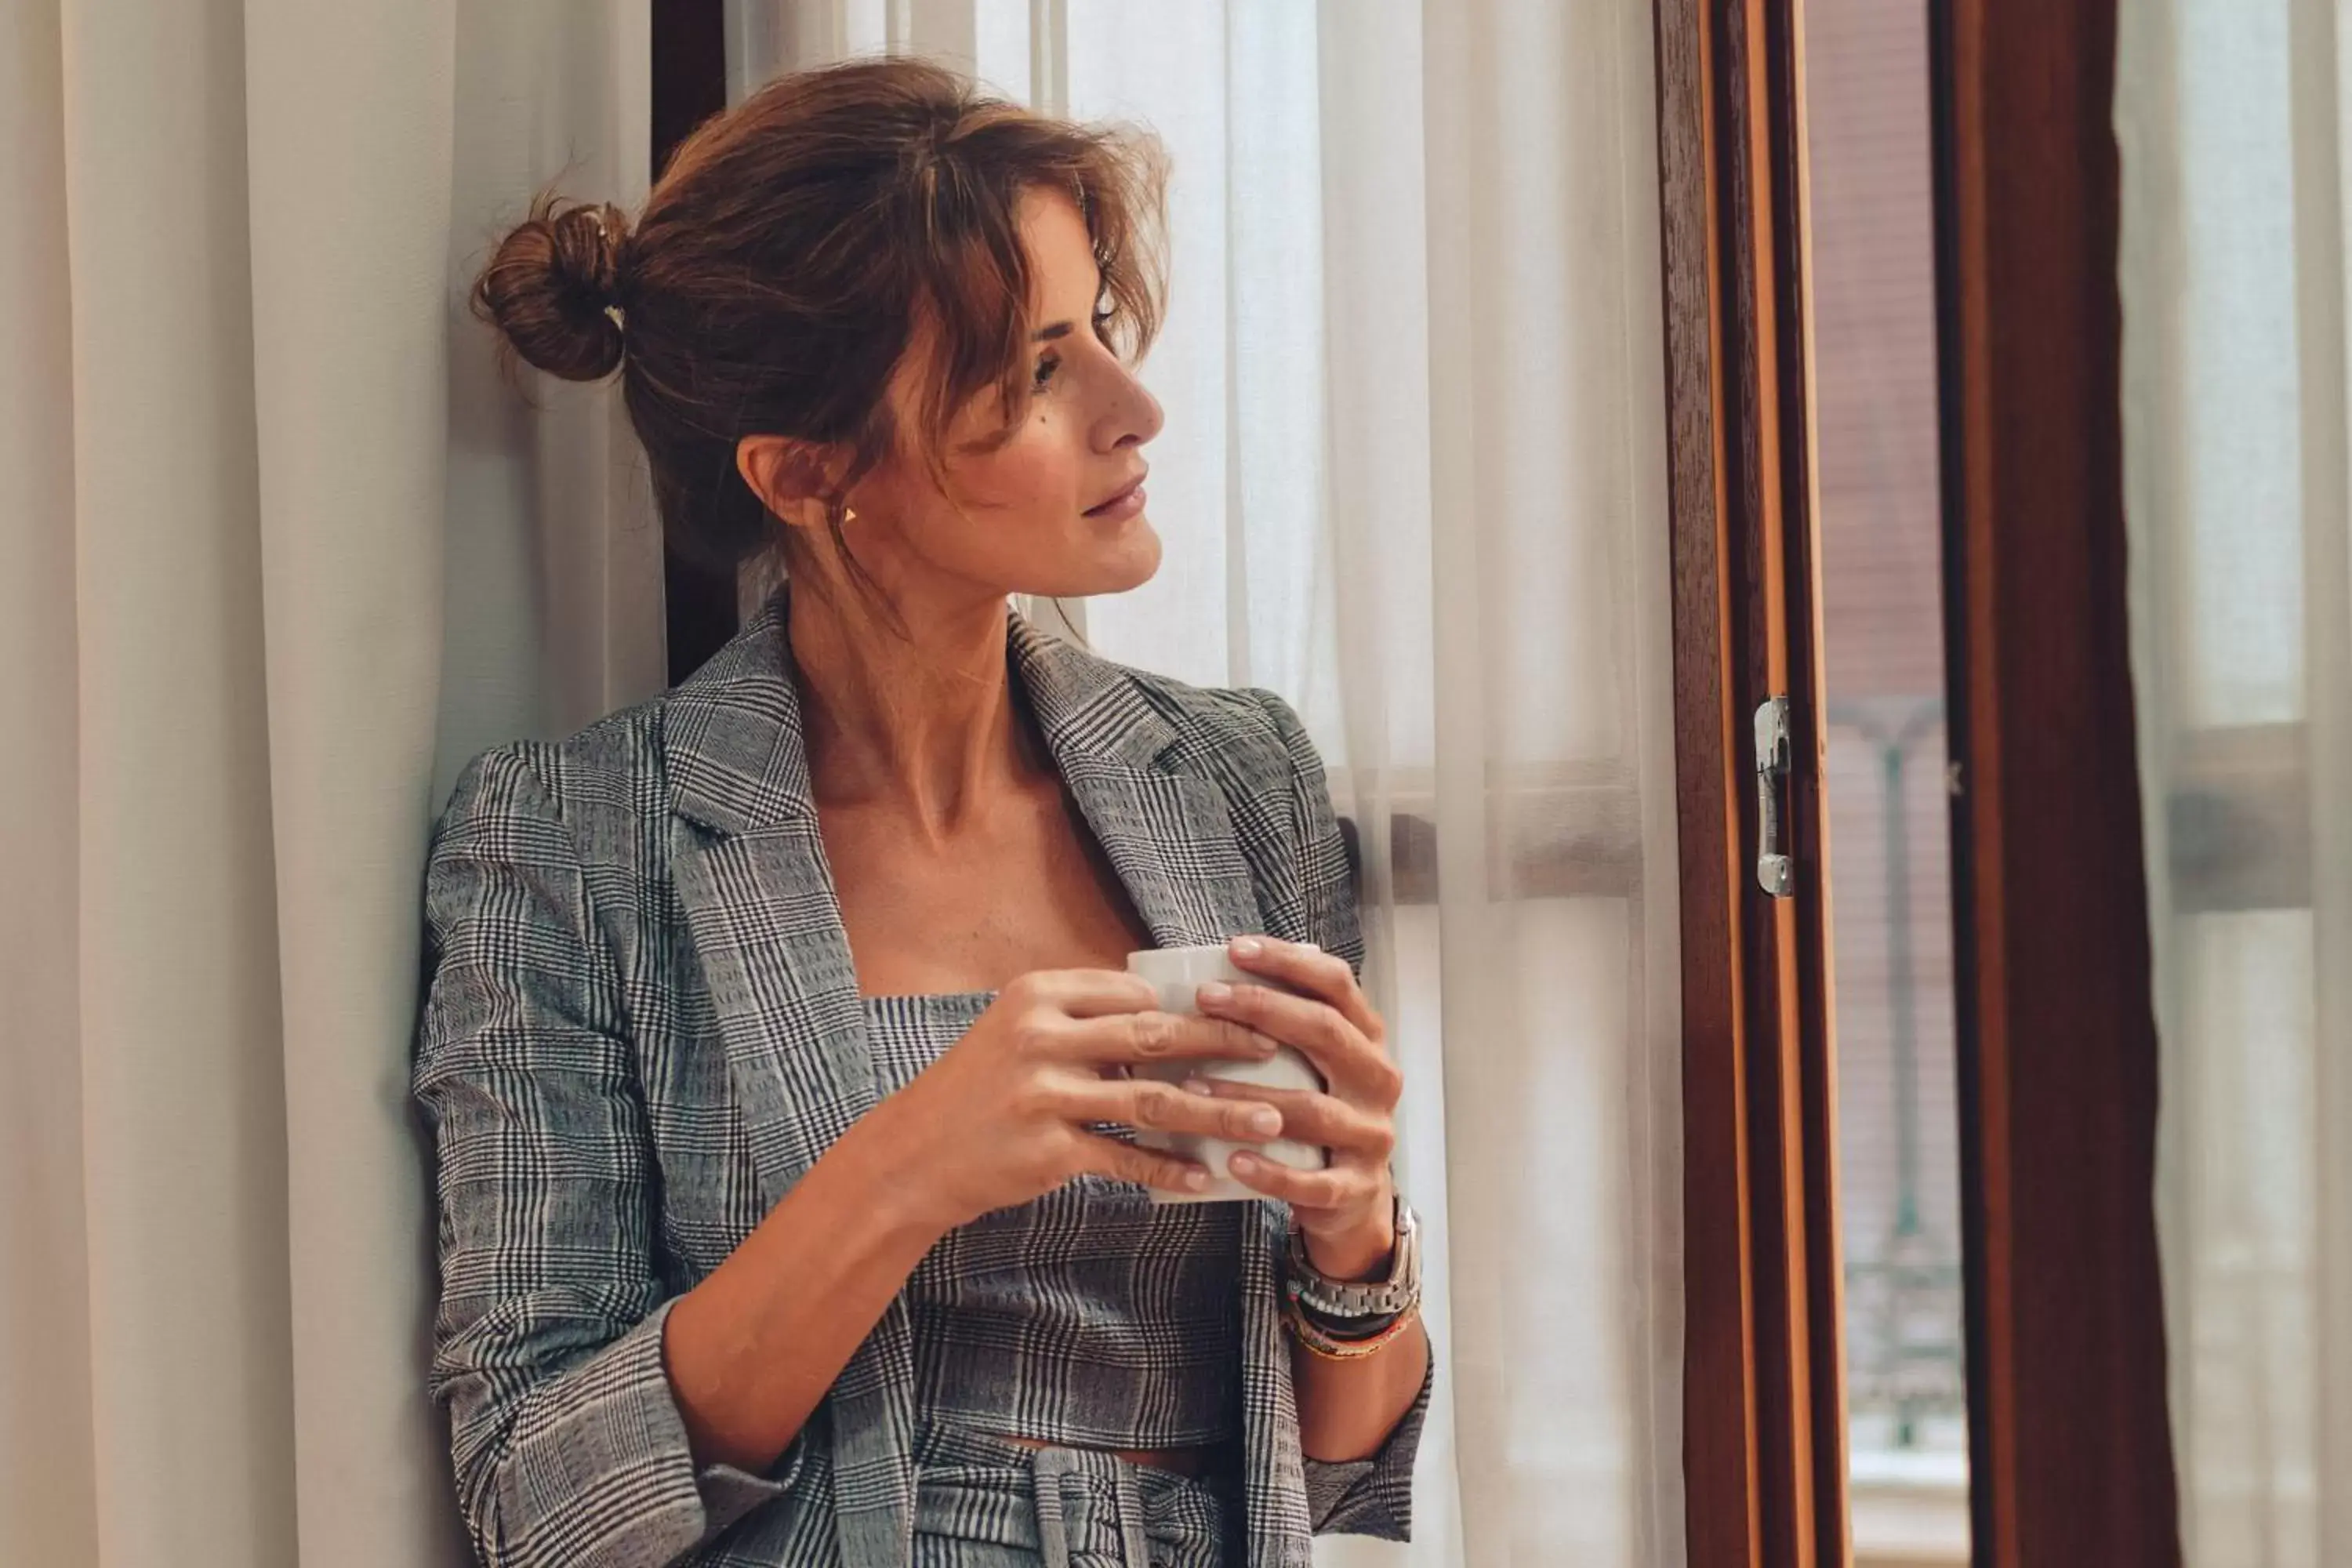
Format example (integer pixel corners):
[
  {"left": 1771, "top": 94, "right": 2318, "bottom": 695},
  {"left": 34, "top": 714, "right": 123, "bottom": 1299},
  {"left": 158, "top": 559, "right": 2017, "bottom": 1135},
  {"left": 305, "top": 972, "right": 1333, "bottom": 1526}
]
[
  {"left": 2118, "top": 1, "right": 2352, "bottom": 1563},
  {"left": 0, "top": 2, "right": 657, "bottom": 1563},
  {"left": 739, "top": 5, "right": 1687, "bottom": 1564}
]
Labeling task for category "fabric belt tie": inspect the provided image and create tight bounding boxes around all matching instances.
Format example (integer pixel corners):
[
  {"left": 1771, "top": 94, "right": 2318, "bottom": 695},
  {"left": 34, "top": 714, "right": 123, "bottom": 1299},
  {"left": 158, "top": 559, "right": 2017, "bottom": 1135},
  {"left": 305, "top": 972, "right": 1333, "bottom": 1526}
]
[
  {"left": 909, "top": 1424, "right": 1236, "bottom": 1567},
  {"left": 1027, "top": 1446, "right": 1156, "bottom": 1568}
]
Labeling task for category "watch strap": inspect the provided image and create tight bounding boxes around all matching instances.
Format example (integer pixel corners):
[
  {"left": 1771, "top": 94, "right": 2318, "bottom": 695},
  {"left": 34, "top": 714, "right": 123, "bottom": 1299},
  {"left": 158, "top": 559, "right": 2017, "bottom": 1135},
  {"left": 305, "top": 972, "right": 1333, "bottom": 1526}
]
[{"left": 1284, "top": 1192, "right": 1421, "bottom": 1320}]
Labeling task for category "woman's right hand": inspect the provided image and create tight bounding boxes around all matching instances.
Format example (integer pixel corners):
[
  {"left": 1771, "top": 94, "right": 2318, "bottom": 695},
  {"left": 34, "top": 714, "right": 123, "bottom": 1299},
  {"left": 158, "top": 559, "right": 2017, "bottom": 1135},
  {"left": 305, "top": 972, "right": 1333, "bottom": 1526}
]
[{"left": 863, "top": 967, "right": 1292, "bottom": 1233}]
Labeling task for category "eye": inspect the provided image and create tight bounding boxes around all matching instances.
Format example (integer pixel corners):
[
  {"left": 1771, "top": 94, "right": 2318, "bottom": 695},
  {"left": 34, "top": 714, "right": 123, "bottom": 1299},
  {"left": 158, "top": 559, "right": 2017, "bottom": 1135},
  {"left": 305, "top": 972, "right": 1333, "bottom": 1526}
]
[{"left": 1031, "top": 350, "right": 1063, "bottom": 394}]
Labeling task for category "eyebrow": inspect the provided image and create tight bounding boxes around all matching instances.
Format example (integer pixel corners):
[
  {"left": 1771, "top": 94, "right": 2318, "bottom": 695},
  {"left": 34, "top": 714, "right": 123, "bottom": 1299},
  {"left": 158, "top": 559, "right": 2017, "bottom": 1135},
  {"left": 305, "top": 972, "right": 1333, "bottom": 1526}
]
[{"left": 1031, "top": 321, "right": 1075, "bottom": 343}]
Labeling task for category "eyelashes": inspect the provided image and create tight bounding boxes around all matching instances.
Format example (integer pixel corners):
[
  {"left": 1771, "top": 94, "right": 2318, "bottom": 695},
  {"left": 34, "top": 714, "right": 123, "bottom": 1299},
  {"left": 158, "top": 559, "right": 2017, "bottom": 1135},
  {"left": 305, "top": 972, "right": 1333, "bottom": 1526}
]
[{"left": 1031, "top": 308, "right": 1122, "bottom": 394}]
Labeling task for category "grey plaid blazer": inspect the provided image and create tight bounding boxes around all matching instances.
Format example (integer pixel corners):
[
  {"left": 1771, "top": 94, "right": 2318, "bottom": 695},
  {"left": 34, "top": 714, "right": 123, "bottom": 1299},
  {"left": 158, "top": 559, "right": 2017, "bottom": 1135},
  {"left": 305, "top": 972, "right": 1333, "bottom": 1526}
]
[{"left": 413, "top": 590, "right": 1432, "bottom": 1568}]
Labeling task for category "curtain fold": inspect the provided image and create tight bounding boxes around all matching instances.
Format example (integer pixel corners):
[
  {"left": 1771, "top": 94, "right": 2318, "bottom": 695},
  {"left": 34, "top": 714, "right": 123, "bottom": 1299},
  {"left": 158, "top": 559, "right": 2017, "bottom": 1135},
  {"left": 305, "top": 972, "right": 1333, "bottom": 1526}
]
[
  {"left": 739, "top": 5, "right": 1687, "bottom": 1563},
  {"left": 57, "top": 1, "right": 295, "bottom": 1559},
  {"left": 0, "top": 2, "right": 658, "bottom": 1563},
  {"left": 1, "top": 2, "right": 100, "bottom": 1562},
  {"left": 2118, "top": 0, "right": 2352, "bottom": 1562}
]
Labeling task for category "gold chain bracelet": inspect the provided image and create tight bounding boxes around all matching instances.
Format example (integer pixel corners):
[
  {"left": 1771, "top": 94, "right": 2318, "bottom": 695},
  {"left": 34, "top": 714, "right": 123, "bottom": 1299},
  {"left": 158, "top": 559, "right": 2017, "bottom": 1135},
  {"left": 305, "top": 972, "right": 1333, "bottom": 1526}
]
[{"left": 1281, "top": 1294, "right": 1421, "bottom": 1362}]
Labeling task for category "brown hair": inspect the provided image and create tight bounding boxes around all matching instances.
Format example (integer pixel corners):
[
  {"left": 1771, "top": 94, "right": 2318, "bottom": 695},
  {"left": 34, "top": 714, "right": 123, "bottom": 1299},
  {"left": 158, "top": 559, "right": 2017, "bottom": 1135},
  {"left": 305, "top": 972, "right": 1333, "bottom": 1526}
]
[{"left": 471, "top": 56, "right": 1168, "bottom": 579}]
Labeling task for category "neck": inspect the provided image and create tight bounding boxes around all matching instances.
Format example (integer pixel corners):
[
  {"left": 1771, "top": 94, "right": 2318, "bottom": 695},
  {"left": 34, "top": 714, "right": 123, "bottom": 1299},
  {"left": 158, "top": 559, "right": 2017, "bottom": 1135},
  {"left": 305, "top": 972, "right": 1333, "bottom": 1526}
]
[{"left": 783, "top": 584, "right": 1044, "bottom": 836}]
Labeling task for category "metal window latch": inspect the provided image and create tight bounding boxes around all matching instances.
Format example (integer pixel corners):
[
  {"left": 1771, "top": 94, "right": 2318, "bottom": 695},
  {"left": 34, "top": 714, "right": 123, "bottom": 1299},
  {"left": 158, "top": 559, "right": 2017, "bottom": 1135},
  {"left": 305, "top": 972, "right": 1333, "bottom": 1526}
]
[{"left": 1755, "top": 696, "right": 1794, "bottom": 898}]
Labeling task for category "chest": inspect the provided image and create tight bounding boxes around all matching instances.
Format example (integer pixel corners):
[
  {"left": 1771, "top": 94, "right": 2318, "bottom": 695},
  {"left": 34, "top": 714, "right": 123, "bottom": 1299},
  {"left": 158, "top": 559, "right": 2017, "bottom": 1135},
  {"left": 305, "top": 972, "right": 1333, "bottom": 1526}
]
[{"left": 821, "top": 777, "right": 1156, "bottom": 996}]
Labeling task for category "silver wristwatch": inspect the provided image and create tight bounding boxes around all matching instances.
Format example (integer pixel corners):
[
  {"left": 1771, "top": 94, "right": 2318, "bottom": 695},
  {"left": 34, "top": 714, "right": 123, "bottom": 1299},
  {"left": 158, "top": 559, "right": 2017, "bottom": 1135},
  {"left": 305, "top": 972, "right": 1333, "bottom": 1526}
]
[{"left": 1283, "top": 1192, "right": 1422, "bottom": 1321}]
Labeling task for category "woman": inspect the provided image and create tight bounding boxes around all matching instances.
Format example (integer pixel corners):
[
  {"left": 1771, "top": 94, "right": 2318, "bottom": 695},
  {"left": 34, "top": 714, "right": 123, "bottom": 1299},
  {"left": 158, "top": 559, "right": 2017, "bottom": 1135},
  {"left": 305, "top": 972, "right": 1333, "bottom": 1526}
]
[{"left": 416, "top": 57, "right": 1430, "bottom": 1568}]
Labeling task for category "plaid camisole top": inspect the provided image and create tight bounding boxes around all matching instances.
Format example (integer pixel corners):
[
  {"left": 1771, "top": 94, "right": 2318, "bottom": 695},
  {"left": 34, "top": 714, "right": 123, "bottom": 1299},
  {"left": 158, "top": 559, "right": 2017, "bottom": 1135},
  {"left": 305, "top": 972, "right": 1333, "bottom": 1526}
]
[{"left": 862, "top": 991, "right": 1246, "bottom": 1451}]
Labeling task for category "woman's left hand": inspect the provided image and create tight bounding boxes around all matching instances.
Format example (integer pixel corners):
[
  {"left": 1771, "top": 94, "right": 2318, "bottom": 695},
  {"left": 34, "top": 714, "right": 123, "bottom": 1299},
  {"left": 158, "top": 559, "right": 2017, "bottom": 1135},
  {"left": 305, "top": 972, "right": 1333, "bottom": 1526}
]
[{"left": 1186, "top": 935, "right": 1403, "bottom": 1280}]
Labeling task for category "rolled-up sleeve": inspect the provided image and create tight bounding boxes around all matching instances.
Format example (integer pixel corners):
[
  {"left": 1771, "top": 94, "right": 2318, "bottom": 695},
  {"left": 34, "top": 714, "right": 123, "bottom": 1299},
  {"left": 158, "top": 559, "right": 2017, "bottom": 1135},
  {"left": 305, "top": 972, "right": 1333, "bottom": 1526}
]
[
  {"left": 413, "top": 745, "right": 805, "bottom": 1567},
  {"left": 1249, "top": 688, "right": 1437, "bottom": 1542},
  {"left": 1300, "top": 1353, "right": 1435, "bottom": 1538}
]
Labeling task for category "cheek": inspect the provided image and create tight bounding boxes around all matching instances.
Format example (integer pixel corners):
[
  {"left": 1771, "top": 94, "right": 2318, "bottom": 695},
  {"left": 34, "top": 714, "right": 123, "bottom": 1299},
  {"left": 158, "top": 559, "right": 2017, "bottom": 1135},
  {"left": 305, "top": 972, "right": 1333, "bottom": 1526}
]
[{"left": 957, "top": 419, "right": 1083, "bottom": 515}]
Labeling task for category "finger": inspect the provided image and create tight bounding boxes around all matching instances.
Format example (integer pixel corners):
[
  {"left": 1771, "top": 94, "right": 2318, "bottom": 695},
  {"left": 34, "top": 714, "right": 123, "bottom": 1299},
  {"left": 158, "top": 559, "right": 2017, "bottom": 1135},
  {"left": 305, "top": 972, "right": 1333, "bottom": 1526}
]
[
  {"left": 1179, "top": 1078, "right": 1392, "bottom": 1160},
  {"left": 1054, "top": 1008, "right": 1284, "bottom": 1067},
  {"left": 1223, "top": 935, "right": 1381, "bottom": 1039},
  {"left": 1221, "top": 1148, "right": 1378, "bottom": 1210},
  {"left": 1061, "top": 1076, "right": 1288, "bottom": 1144},
  {"left": 1077, "top": 1131, "right": 1217, "bottom": 1195},
  {"left": 1016, "top": 968, "right": 1164, "bottom": 1018},
  {"left": 1191, "top": 981, "right": 1401, "bottom": 1107}
]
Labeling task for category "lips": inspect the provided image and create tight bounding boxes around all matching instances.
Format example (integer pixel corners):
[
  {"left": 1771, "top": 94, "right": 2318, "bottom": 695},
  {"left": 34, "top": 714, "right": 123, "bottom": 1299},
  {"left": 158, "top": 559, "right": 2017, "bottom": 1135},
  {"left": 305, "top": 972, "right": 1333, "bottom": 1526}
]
[{"left": 1084, "top": 471, "right": 1148, "bottom": 516}]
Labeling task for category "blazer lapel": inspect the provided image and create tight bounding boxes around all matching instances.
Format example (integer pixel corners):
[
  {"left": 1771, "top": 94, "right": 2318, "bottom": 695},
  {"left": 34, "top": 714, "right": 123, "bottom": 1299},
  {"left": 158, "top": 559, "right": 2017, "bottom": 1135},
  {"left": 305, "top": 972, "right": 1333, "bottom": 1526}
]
[
  {"left": 663, "top": 590, "right": 1279, "bottom": 1566},
  {"left": 664, "top": 592, "right": 919, "bottom": 1564},
  {"left": 664, "top": 590, "right": 871, "bottom": 1209},
  {"left": 1007, "top": 612, "right": 1269, "bottom": 949}
]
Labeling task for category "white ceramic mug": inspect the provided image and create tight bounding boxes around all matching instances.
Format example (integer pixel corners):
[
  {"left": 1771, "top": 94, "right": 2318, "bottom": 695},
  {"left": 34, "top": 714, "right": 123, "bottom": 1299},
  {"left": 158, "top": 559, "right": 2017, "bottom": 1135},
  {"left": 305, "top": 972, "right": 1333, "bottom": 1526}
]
[{"left": 1124, "top": 942, "right": 1329, "bottom": 1203}]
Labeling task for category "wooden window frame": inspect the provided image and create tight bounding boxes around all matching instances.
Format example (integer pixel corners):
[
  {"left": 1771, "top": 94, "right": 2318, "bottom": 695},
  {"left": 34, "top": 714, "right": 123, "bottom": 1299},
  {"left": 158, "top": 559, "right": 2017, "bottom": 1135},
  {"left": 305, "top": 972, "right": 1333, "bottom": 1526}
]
[
  {"left": 1652, "top": 3, "right": 1849, "bottom": 1566},
  {"left": 1655, "top": 0, "right": 2186, "bottom": 1563},
  {"left": 1927, "top": 0, "right": 2181, "bottom": 1563}
]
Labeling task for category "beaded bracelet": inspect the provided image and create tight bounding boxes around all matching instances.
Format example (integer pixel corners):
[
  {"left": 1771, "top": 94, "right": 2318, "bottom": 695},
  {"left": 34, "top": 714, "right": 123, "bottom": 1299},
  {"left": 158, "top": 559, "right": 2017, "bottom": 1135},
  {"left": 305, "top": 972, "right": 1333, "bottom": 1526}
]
[{"left": 1281, "top": 1294, "right": 1421, "bottom": 1362}]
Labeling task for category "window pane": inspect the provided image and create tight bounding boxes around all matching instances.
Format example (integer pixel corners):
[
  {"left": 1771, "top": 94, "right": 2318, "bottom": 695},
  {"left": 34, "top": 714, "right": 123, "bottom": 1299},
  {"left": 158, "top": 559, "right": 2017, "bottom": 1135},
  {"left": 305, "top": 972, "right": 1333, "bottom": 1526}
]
[{"left": 1802, "top": 2, "right": 1972, "bottom": 1561}]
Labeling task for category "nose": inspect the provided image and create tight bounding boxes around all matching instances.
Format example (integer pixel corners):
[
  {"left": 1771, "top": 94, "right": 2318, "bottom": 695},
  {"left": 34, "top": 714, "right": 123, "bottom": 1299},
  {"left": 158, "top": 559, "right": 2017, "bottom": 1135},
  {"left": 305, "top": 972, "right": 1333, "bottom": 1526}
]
[{"left": 1094, "top": 359, "right": 1164, "bottom": 453}]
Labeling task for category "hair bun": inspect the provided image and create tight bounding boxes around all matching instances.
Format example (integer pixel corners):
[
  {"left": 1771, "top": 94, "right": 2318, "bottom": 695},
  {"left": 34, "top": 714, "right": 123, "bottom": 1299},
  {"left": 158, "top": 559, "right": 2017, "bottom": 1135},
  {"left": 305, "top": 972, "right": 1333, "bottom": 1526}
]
[{"left": 473, "top": 197, "right": 632, "bottom": 382}]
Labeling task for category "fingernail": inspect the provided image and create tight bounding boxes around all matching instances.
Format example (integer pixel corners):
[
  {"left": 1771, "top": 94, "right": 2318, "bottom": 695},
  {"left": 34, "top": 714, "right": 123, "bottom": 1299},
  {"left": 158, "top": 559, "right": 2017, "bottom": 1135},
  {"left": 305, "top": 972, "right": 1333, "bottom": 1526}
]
[
  {"left": 1196, "top": 981, "right": 1232, "bottom": 1007},
  {"left": 1298, "top": 940, "right": 1322, "bottom": 952},
  {"left": 1230, "top": 936, "right": 1264, "bottom": 958},
  {"left": 1182, "top": 1078, "right": 1216, "bottom": 1096},
  {"left": 1247, "top": 1108, "right": 1283, "bottom": 1136},
  {"left": 1184, "top": 1167, "right": 1210, "bottom": 1190},
  {"left": 1229, "top": 1152, "right": 1258, "bottom": 1175}
]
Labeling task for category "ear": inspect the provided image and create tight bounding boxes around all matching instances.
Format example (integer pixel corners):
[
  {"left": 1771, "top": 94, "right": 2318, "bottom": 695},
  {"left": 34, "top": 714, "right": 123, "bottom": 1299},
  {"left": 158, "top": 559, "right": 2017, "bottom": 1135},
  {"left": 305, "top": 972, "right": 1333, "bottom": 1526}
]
[{"left": 735, "top": 434, "right": 846, "bottom": 529}]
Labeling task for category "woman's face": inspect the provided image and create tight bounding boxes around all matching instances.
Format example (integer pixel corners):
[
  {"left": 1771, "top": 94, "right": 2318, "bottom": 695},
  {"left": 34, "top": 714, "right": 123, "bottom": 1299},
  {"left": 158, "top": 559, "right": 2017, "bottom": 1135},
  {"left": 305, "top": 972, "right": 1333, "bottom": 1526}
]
[{"left": 835, "top": 184, "right": 1167, "bottom": 607}]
